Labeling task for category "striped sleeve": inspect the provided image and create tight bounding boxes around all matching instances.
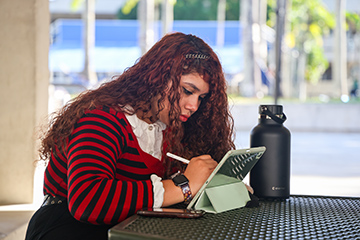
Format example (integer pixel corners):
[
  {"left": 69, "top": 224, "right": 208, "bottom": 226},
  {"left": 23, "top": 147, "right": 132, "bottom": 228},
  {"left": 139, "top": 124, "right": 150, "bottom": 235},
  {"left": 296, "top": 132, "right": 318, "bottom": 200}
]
[{"left": 66, "top": 109, "right": 154, "bottom": 225}]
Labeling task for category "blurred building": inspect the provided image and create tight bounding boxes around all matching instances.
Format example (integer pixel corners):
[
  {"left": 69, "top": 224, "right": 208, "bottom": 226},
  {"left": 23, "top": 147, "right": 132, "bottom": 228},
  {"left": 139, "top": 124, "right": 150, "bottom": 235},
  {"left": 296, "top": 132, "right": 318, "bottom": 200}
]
[
  {"left": 49, "top": 19, "right": 244, "bottom": 85},
  {"left": 48, "top": 0, "right": 360, "bottom": 99}
]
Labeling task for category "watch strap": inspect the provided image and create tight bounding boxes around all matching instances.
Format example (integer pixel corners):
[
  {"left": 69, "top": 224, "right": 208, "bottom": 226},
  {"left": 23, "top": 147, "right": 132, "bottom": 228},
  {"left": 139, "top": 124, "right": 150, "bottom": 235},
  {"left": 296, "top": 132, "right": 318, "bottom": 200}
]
[
  {"left": 180, "top": 182, "right": 192, "bottom": 204},
  {"left": 171, "top": 173, "right": 193, "bottom": 204}
]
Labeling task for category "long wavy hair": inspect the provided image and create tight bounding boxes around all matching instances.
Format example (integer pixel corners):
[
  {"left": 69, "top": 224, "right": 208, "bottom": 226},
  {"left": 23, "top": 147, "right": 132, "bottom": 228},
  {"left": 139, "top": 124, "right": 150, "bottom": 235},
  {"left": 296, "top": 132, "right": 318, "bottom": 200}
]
[{"left": 40, "top": 32, "right": 235, "bottom": 177}]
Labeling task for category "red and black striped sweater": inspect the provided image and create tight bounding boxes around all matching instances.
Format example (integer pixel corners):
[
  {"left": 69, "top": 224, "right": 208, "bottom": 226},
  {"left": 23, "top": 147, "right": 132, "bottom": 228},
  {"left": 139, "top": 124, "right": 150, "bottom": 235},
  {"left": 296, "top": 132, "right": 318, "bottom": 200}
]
[{"left": 43, "top": 106, "right": 166, "bottom": 225}]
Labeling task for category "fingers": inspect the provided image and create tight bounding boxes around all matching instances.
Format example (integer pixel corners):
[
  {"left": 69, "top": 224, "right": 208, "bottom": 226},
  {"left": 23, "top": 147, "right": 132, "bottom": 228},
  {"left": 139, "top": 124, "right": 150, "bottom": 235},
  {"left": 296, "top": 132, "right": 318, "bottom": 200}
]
[
  {"left": 188, "top": 155, "right": 217, "bottom": 169},
  {"left": 245, "top": 183, "right": 254, "bottom": 194},
  {"left": 183, "top": 155, "right": 217, "bottom": 195}
]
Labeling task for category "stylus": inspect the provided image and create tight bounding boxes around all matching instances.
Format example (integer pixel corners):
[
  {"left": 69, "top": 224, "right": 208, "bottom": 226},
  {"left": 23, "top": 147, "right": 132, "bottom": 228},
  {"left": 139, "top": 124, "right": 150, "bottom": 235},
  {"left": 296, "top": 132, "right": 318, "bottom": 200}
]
[{"left": 166, "top": 152, "right": 190, "bottom": 164}]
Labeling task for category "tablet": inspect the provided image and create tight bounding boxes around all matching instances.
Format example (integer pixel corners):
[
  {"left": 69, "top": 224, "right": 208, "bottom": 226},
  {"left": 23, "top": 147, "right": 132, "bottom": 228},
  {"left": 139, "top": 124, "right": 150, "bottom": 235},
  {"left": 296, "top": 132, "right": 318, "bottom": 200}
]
[{"left": 186, "top": 146, "right": 266, "bottom": 210}]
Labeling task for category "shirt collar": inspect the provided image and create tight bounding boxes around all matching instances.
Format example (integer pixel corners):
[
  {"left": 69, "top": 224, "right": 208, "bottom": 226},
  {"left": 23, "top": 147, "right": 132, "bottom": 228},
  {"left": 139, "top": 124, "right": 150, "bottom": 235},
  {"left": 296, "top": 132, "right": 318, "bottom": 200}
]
[{"left": 125, "top": 112, "right": 167, "bottom": 137}]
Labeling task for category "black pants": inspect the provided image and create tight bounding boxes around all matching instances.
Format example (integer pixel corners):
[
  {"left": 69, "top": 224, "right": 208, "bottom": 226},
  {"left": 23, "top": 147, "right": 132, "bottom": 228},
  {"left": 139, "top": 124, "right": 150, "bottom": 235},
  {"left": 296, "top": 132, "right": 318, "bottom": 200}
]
[{"left": 25, "top": 202, "right": 112, "bottom": 240}]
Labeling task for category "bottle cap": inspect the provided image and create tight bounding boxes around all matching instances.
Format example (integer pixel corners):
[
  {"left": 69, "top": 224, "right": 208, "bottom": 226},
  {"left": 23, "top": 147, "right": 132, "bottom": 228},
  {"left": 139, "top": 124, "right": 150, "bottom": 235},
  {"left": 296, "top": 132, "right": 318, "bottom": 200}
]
[
  {"left": 258, "top": 105, "right": 286, "bottom": 124},
  {"left": 259, "top": 105, "right": 283, "bottom": 115}
]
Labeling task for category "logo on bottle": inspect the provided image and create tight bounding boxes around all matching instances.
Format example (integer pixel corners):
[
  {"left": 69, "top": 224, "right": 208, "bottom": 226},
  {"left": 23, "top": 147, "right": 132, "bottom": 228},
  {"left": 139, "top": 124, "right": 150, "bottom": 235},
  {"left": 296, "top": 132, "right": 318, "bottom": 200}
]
[{"left": 272, "top": 186, "right": 285, "bottom": 191}]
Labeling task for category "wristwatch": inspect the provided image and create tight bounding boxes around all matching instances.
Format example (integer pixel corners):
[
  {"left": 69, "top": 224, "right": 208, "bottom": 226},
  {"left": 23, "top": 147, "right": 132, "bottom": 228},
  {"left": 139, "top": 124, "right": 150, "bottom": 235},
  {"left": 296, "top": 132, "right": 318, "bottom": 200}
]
[{"left": 171, "top": 172, "right": 192, "bottom": 204}]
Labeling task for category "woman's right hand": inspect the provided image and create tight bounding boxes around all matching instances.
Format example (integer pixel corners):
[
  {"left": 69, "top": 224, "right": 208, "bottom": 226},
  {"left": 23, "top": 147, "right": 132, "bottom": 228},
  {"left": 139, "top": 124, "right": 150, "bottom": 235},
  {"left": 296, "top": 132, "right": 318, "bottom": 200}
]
[
  {"left": 184, "top": 154, "right": 218, "bottom": 195},
  {"left": 161, "top": 154, "right": 217, "bottom": 207}
]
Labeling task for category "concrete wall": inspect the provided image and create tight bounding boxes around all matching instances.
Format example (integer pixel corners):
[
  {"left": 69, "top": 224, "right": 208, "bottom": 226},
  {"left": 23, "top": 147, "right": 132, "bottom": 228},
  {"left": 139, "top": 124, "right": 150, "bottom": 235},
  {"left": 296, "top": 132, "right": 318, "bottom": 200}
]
[
  {"left": 0, "top": 0, "right": 49, "bottom": 204},
  {"left": 231, "top": 103, "right": 360, "bottom": 133}
]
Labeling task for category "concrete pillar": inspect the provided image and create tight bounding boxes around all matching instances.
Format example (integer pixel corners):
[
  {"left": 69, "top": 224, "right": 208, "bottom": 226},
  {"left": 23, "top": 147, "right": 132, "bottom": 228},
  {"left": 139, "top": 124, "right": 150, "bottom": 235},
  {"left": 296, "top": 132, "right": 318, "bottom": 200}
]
[
  {"left": 138, "top": 0, "right": 155, "bottom": 55},
  {"left": 0, "top": 0, "right": 49, "bottom": 204},
  {"left": 161, "top": 0, "right": 174, "bottom": 36},
  {"left": 333, "top": 0, "right": 348, "bottom": 100}
]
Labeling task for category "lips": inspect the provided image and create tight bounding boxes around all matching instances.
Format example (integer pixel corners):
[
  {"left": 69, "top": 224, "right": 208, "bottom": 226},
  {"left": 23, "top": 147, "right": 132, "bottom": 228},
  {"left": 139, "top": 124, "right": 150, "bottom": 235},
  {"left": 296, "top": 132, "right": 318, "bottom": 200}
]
[{"left": 179, "top": 115, "right": 189, "bottom": 122}]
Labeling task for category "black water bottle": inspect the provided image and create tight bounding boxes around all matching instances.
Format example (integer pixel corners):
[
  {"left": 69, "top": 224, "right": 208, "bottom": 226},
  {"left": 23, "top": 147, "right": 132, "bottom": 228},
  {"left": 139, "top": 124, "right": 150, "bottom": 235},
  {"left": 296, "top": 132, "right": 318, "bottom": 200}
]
[{"left": 250, "top": 105, "right": 291, "bottom": 199}]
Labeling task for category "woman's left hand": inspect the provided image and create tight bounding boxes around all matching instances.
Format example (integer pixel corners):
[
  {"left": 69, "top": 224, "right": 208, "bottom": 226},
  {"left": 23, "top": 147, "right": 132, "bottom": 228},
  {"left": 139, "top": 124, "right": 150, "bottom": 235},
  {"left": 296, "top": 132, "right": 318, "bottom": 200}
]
[{"left": 244, "top": 183, "right": 254, "bottom": 194}]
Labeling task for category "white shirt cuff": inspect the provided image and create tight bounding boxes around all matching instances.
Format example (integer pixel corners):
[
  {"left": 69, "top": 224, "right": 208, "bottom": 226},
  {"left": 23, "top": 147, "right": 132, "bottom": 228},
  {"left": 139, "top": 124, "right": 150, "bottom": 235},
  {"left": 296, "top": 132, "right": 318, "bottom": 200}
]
[{"left": 150, "top": 174, "right": 164, "bottom": 208}]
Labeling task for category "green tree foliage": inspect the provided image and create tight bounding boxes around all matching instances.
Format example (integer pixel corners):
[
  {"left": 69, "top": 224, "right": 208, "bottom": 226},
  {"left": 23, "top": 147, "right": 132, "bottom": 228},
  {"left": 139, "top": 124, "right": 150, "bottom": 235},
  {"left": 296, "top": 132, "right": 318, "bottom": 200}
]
[
  {"left": 71, "top": 0, "right": 85, "bottom": 11},
  {"left": 346, "top": 12, "right": 360, "bottom": 34},
  {"left": 174, "top": 0, "right": 217, "bottom": 20},
  {"left": 117, "top": 0, "right": 138, "bottom": 19},
  {"left": 268, "top": 0, "right": 335, "bottom": 83},
  {"left": 117, "top": 0, "right": 240, "bottom": 20}
]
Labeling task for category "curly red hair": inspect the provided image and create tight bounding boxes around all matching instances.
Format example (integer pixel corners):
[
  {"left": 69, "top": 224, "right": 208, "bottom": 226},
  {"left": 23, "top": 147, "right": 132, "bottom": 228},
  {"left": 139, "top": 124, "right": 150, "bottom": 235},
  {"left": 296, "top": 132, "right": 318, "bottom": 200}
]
[{"left": 40, "top": 32, "right": 235, "bottom": 177}]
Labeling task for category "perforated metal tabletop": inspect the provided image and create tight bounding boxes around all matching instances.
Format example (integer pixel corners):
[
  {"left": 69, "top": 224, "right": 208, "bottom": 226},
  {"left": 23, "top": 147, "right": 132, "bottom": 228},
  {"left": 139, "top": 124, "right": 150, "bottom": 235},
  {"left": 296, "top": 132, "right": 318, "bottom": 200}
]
[{"left": 109, "top": 195, "right": 360, "bottom": 240}]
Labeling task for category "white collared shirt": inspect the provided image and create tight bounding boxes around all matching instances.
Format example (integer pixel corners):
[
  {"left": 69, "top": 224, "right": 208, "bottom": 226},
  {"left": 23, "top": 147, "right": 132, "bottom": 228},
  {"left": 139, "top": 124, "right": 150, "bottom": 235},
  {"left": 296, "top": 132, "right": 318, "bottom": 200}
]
[
  {"left": 125, "top": 113, "right": 167, "bottom": 160},
  {"left": 125, "top": 112, "right": 166, "bottom": 208}
]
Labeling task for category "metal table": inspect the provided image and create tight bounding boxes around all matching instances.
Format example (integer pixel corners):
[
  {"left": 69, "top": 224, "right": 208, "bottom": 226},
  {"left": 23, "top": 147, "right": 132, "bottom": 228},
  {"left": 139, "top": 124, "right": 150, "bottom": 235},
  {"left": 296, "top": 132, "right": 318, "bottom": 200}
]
[{"left": 109, "top": 195, "right": 360, "bottom": 239}]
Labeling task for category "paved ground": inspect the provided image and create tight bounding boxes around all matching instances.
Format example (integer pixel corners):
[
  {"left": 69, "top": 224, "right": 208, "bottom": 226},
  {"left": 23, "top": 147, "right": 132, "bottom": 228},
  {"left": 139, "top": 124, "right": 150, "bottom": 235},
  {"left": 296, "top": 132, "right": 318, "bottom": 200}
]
[{"left": 236, "top": 131, "right": 360, "bottom": 197}]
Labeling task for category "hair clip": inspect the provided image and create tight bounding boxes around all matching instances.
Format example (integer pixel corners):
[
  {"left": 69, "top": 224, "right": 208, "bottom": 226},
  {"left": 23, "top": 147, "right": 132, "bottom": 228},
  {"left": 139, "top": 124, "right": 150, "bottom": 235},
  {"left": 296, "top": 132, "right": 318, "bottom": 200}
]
[{"left": 185, "top": 53, "right": 210, "bottom": 59}]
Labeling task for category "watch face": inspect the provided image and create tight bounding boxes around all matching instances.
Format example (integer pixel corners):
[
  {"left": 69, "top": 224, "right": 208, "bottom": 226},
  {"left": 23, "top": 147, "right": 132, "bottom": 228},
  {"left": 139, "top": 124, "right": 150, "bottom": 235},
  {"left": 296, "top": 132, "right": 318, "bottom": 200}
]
[{"left": 173, "top": 174, "right": 189, "bottom": 186}]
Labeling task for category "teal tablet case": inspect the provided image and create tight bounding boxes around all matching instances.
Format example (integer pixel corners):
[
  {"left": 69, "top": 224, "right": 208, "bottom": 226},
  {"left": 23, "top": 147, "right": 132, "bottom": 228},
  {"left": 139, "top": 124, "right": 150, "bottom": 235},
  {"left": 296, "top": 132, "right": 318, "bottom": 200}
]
[{"left": 187, "top": 147, "right": 266, "bottom": 213}]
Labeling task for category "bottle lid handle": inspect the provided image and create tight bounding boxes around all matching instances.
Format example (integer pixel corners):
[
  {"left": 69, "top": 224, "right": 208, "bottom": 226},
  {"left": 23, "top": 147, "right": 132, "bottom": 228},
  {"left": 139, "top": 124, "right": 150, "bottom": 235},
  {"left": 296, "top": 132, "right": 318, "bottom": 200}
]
[{"left": 261, "top": 106, "right": 287, "bottom": 124}]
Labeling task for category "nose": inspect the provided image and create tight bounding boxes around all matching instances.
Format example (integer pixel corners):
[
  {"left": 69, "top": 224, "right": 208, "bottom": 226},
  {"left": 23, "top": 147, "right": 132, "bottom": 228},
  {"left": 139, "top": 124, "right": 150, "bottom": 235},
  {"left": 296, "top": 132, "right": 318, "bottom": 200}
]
[{"left": 184, "top": 96, "right": 200, "bottom": 114}]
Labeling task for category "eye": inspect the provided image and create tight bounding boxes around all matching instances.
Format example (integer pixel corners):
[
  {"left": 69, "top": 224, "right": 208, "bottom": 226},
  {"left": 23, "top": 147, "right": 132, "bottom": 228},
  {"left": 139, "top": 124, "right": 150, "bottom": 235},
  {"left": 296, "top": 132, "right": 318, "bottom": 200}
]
[{"left": 182, "top": 87, "right": 192, "bottom": 95}]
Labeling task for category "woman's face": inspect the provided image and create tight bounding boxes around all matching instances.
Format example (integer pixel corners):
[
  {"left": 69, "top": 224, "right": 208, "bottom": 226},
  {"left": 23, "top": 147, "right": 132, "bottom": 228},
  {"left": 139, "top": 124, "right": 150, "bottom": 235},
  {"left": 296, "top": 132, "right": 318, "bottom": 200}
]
[{"left": 153, "top": 72, "right": 209, "bottom": 126}]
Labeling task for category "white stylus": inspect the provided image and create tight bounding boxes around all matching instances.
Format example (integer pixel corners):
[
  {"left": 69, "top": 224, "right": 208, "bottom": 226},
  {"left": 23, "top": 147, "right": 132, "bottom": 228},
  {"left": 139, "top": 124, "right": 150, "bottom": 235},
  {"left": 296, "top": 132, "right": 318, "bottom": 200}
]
[{"left": 166, "top": 152, "right": 190, "bottom": 164}]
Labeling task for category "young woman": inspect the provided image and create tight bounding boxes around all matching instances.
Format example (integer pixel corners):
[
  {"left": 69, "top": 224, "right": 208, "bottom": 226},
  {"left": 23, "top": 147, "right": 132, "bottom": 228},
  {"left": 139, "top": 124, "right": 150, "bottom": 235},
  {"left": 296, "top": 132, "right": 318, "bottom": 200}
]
[{"left": 26, "top": 32, "right": 236, "bottom": 240}]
